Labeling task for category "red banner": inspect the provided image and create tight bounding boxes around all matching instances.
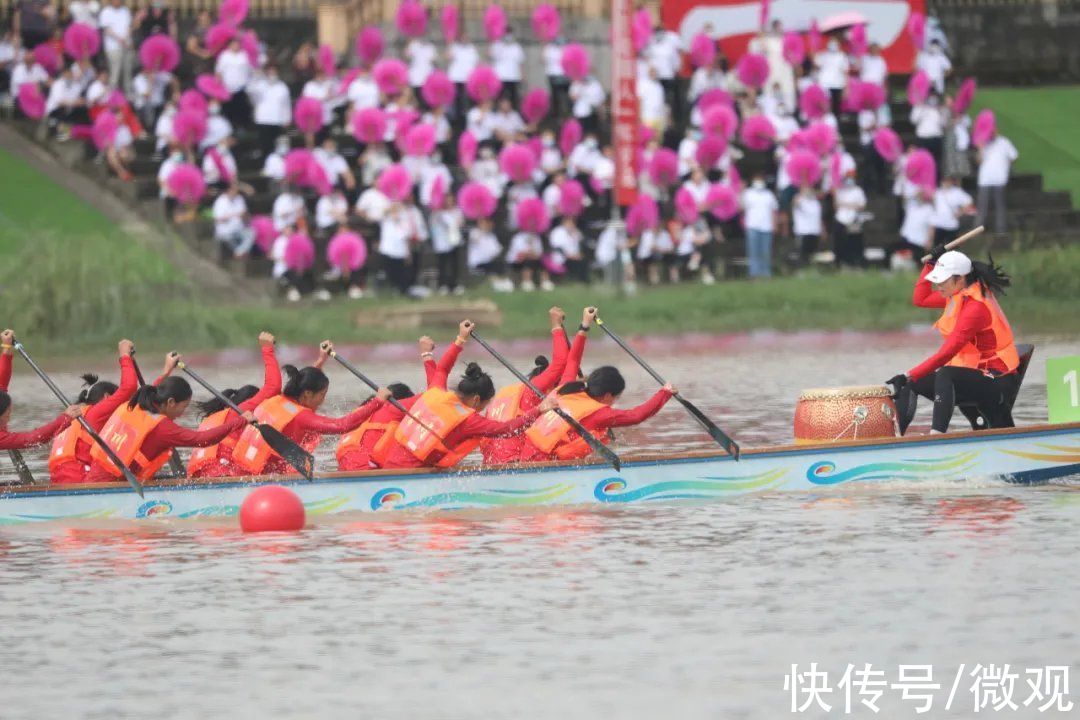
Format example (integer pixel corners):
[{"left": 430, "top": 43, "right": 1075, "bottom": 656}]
[
  {"left": 662, "top": 0, "right": 927, "bottom": 73},
  {"left": 611, "top": 0, "right": 639, "bottom": 208}
]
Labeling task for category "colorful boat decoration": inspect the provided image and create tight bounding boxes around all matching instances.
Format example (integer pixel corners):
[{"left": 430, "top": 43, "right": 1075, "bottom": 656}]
[{"left": 0, "top": 422, "right": 1077, "bottom": 525}]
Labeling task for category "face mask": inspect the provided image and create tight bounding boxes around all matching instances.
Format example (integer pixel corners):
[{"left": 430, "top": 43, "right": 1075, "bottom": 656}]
[
  {"left": 753, "top": 179, "right": 765, "bottom": 189},
  {"left": 209, "top": 103, "right": 221, "bottom": 115},
  {"left": 171, "top": 152, "right": 184, "bottom": 162},
  {"left": 844, "top": 177, "right": 856, "bottom": 186},
  {"left": 276, "top": 143, "right": 289, "bottom": 154},
  {"left": 828, "top": 40, "right": 839, "bottom": 51},
  {"left": 432, "top": 152, "right": 442, "bottom": 163},
  {"left": 928, "top": 97, "right": 939, "bottom": 107},
  {"left": 585, "top": 138, "right": 598, "bottom": 149},
  {"left": 542, "top": 136, "right": 554, "bottom": 147}
]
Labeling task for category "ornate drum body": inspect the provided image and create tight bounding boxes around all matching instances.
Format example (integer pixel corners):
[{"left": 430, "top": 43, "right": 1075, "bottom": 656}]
[{"left": 794, "top": 385, "right": 898, "bottom": 443}]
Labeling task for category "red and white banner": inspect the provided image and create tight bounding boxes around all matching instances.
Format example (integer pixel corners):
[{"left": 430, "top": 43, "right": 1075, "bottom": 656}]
[
  {"left": 663, "top": 0, "right": 927, "bottom": 73},
  {"left": 611, "top": 0, "right": 639, "bottom": 208}
]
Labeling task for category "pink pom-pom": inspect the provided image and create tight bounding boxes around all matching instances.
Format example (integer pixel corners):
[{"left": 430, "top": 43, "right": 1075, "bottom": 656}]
[
  {"left": 32, "top": 44, "right": 59, "bottom": 75},
  {"left": 430, "top": 174, "right": 447, "bottom": 209},
  {"left": 728, "top": 163, "right": 743, "bottom": 190},
  {"left": 458, "top": 131, "right": 478, "bottom": 168},
  {"left": 638, "top": 124, "right": 654, "bottom": 147},
  {"left": 625, "top": 195, "right": 660, "bottom": 236},
  {"left": 808, "top": 20, "right": 823, "bottom": 54},
  {"left": 251, "top": 215, "right": 275, "bottom": 253},
  {"left": 690, "top": 33, "right": 716, "bottom": 69},
  {"left": 558, "top": 180, "right": 585, "bottom": 217},
  {"left": 908, "top": 12, "right": 926, "bottom": 50},
  {"left": 283, "top": 149, "right": 314, "bottom": 184},
  {"left": 647, "top": 148, "right": 679, "bottom": 187},
  {"left": 674, "top": 187, "right": 698, "bottom": 224},
  {"left": 373, "top": 58, "right": 408, "bottom": 97},
  {"left": 782, "top": 31, "right": 805, "bottom": 65},
  {"left": 799, "top": 85, "right": 829, "bottom": 120},
  {"left": 17, "top": 84, "right": 45, "bottom": 119},
  {"left": 171, "top": 109, "right": 207, "bottom": 147},
  {"left": 338, "top": 68, "right": 360, "bottom": 95},
  {"left": 849, "top": 24, "right": 868, "bottom": 57},
  {"left": 705, "top": 184, "right": 739, "bottom": 221},
  {"left": 907, "top": 70, "right": 931, "bottom": 106},
  {"left": 632, "top": 8, "right": 652, "bottom": 53},
  {"left": 294, "top": 97, "right": 324, "bottom": 133},
  {"left": 219, "top": 0, "right": 249, "bottom": 26},
  {"left": 515, "top": 197, "right": 551, "bottom": 234},
  {"left": 522, "top": 88, "right": 550, "bottom": 125},
  {"left": 702, "top": 104, "right": 738, "bottom": 139},
  {"left": 178, "top": 89, "right": 207, "bottom": 115},
  {"left": 849, "top": 80, "right": 886, "bottom": 112},
  {"left": 560, "top": 44, "right": 590, "bottom": 82},
  {"left": 559, "top": 118, "right": 583, "bottom": 156},
  {"left": 139, "top": 35, "right": 181, "bottom": 72},
  {"left": 954, "top": 78, "right": 977, "bottom": 116},
  {"left": 905, "top": 148, "right": 937, "bottom": 189},
  {"left": 695, "top": 134, "right": 727, "bottom": 168},
  {"left": 806, "top": 121, "right": 837, "bottom": 156},
  {"left": 351, "top": 107, "right": 387, "bottom": 144},
  {"left": 873, "top": 128, "right": 903, "bottom": 162},
  {"left": 829, "top": 151, "right": 843, "bottom": 190},
  {"left": 500, "top": 143, "right": 537, "bottom": 183},
  {"left": 63, "top": 23, "right": 100, "bottom": 60},
  {"left": 106, "top": 89, "right": 126, "bottom": 109},
  {"left": 403, "top": 123, "right": 436, "bottom": 156},
  {"left": 740, "top": 114, "right": 776, "bottom": 151},
  {"left": 166, "top": 164, "right": 206, "bottom": 205},
  {"left": 698, "top": 88, "right": 734, "bottom": 113},
  {"left": 786, "top": 150, "right": 823, "bottom": 187},
  {"left": 421, "top": 70, "right": 454, "bottom": 108},
  {"left": 377, "top": 164, "right": 413, "bottom": 201},
  {"left": 306, "top": 161, "right": 332, "bottom": 195},
  {"left": 396, "top": 0, "right": 428, "bottom": 39},
  {"left": 206, "top": 23, "right": 236, "bottom": 55},
  {"left": 466, "top": 65, "right": 502, "bottom": 104},
  {"left": 240, "top": 32, "right": 260, "bottom": 66},
  {"left": 736, "top": 53, "right": 770, "bottom": 89},
  {"left": 284, "top": 233, "right": 315, "bottom": 272},
  {"left": 318, "top": 44, "right": 336, "bottom": 77},
  {"left": 196, "top": 74, "right": 230, "bottom": 101},
  {"left": 91, "top": 112, "right": 118, "bottom": 150},
  {"left": 759, "top": 0, "right": 771, "bottom": 29},
  {"left": 532, "top": 4, "right": 561, "bottom": 42},
  {"left": 390, "top": 108, "right": 419, "bottom": 146},
  {"left": 327, "top": 231, "right": 367, "bottom": 271},
  {"left": 483, "top": 5, "right": 508, "bottom": 42},
  {"left": 972, "top": 109, "right": 996, "bottom": 148},
  {"left": 441, "top": 5, "right": 460, "bottom": 43},
  {"left": 356, "top": 27, "right": 384, "bottom": 66},
  {"left": 458, "top": 182, "right": 497, "bottom": 220}
]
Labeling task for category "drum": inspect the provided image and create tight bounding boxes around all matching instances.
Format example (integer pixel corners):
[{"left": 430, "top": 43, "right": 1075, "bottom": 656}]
[{"left": 794, "top": 385, "right": 898, "bottom": 443}]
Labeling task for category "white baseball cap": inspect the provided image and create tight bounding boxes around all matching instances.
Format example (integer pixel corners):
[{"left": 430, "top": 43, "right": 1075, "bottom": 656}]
[{"left": 925, "top": 250, "right": 973, "bottom": 284}]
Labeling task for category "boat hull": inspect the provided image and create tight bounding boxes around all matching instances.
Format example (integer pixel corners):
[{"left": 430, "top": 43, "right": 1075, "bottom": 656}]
[{"left": 1, "top": 423, "right": 1078, "bottom": 524}]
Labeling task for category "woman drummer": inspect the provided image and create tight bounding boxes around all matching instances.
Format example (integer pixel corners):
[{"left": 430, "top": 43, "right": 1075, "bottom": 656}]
[{"left": 887, "top": 248, "right": 1020, "bottom": 434}]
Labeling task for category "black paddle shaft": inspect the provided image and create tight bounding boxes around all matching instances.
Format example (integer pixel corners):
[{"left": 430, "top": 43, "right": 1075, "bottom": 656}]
[
  {"left": 13, "top": 343, "right": 144, "bottom": 496},
  {"left": 595, "top": 319, "right": 741, "bottom": 460},
  {"left": 470, "top": 331, "right": 621, "bottom": 472},
  {"left": 130, "top": 353, "right": 186, "bottom": 478},
  {"left": 6, "top": 449, "right": 34, "bottom": 485},
  {"left": 177, "top": 362, "right": 315, "bottom": 481}
]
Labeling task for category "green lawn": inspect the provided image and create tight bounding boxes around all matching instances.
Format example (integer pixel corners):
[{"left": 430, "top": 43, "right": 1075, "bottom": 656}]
[{"left": 975, "top": 86, "right": 1080, "bottom": 204}]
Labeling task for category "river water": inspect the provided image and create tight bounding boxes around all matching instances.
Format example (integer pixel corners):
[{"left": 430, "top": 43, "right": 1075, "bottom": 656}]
[{"left": 1, "top": 333, "right": 1078, "bottom": 719}]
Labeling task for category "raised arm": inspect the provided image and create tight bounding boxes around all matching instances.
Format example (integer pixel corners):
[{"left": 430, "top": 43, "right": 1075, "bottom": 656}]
[
  {"left": 86, "top": 341, "right": 140, "bottom": 427},
  {"left": 0, "top": 329, "right": 14, "bottom": 391},
  {"left": 241, "top": 332, "right": 282, "bottom": 410},
  {"left": 532, "top": 307, "right": 569, "bottom": 393},
  {"left": 559, "top": 307, "right": 596, "bottom": 385}
]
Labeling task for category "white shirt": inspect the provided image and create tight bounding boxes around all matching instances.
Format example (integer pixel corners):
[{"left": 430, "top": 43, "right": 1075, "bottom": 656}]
[
  {"left": 10, "top": 62, "right": 48, "bottom": 95},
  {"left": 465, "top": 107, "right": 495, "bottom": 142},
  {"left": 315, "top": 194, "right": 348, "bottom": 229},
  {"left": 592, "top": 155, "right": 614, "bottom": 189},
  {"left": 742, "top": 186, "right": 778, "bottom": 232},
  {"left": 202, "top": 114, "right": 233, "bottom": 150},
  {"left": 539, "top": 145, "right": 562, "bottom": 175},
  {"left": 932, "top": 186, "right": 974, "bottom": 230},
  {"left": 68, "top": 1, "right": 101, "bottom": 26},
  {"left": 99, "top": 5, "right": 132, "bottom": 53},
  {"left": 430, "top": 208, "right": 464, "bottom": 253},
  {"left": 792, "top": 192, "right": 823, "bottom": 236},
  {"left": 900, "top": 200, "right": 934, "bottom": 247},
  {"left": 490, "top": 110, "right": 525, "bottom": 139},
  {"left": 814, "top": 50, "right": 849, "bottom": 90},
  {"left": 419, "top": 163, "right": 452, "bottom": 207},
  {"left": 272, "top": 192, "right": 305, "bottom": 232},
  {"left": 636, "top": 228, "right": 673, "bottom": 259},
  {"left": 689, "top": 68, "right": 724, "bottom": 102},
  {"left": 377, "top": 210, "right": 413, "bottom": 259},
  {"left": 594, "top": 224, "right": 621, "bottom": 266},
  {"left": 301, "top": 78, "right": 337, "bottom": 124},
  {"left": 250, "top": 76, "right": 292, "bottom": 125},
  {"left": 567, "top": 142, "right": 601, "bottom": 176},
  {"left": 131, "top": 71, "right": 170, "bottom": 109},
  {"left": 646, "top": 31, "right": 682, "bottom": 79},
  {"left": 154, "top": 107, "right": 174, "bottom": 149},
  {"left": 406, "top": 39, "right": 436, "bottom": 87},
  {"left": 859, "top": 55, "right": 888, "bottom": 85},
  {"left": 213, "top": 194, "right": 248, "bottom": 238},
  {"left": 916, "top": 50, "right": 952, "bottom": 92},
  {"left": 549, "top": 224, "right": 583, "bottom": 259},
  {"left": 423, "top": 111, "right": 452, "bottom": 143},
  {"left": 45, "top": 77, "right": 82, "bottom": 115},
  {"left": 507, "top": 232, "right": 543, "bottom": 263},
  {"left": 157, "top": 156, "right": 181, "bottom": 198},
  {"left": 216, "top": 49, "right": 252, "bottom": 94},
  {"left": 834, "top": 184, "right": 868, "bottom": 226},
  {"left": 977, "top": 135, "right": 1018, "bottom": 187},
  {"left": 570, "top": 77, "right": 605, "bottom": 118},
  {"left": 113, "top": 124, "right": 132, "bottom": 149},
  {"left": 202, "top": 148, "right": 237, "bottom": 185},
  {"left": 447, "top": 43, "right": 479, "bottom": 83},
  {"left": 489, "top": 39, "right": 524, "bottom": 82},
  {"left": 467, "top": 227, "right": 503, "bottom": 268},
  {"left": 262, "top": 152, "right": 285, "bottom": 181},
  {"left": 911, "top": 104, "right": 945, "bottom": 139},
  {"left": 637, "top": 76, "right": 667, "bottom": 125},
  {"left": 543, "top": 44, "right": 564, "bottom": 77},
  {"left": 346, "top": 74, "right": 379, "bottom": 111},
  {"left": 313, "top": 148, "right": 349, "bottom": 186},
  {"left": 355, "top": 188, "right": 390, "bottom": 222}
]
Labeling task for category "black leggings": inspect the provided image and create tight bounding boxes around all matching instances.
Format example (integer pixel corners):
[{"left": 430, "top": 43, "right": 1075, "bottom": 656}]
[{"left": 907, "top": 367, "right": 1017, "bottom": 433}]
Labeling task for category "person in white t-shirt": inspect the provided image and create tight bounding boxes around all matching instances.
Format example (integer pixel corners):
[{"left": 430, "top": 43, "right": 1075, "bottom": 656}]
[
  {"left": 568, "top": 74, "right": 605, "bottom": 136},
  {"left": 549, "top": 215, "right": 588, "bottom": 284},
  {"left": 354, "top": 186, "right": 390, "bottom": 225},
  {"left": 741, "top": 174, "right": 778, "bottom": 278},
  {"left": 313, "top": 136, "right": 355, "bottom": 192},
  {"left": 931, "top": 175, "right": 975, "bottom": 243},
  {"left": 262, "top": 135, "right": 289, "bottom": 188},
  {"left": 213, "top": 38, "right": 253, "bottom": 128},
  {"left": 915, "top": 41, "right": 952, "bottom": 95},
  {"left": 314, "top": 188, "right": 348, "bottom": 237},
  {"left": 429, "top": 194, "right": 466, "bottom": 294},
  {"left": 130, "top": 67, "right": 172, "bottom": 131},
  {"left": 468, "top": 217, "right": 511, "bottom": 291},
  {"left": 894, "top": 188, "right": 935, "bottom": 264},
  {"left": 68, "top": 0, "right": 100, "bottom": 26},
  {"left": 99, "top": 0, "right": 132, "bottom": 90},
  {"left": 406, "top": 37, "right": 436, "bottom": 91},
  {"left": 10, "top": 55, "right": 48, "bottom": 99},
  {"left": 635, "top": 223, "right": 674, "bottom": 286},
  {"left": 506, "top": 230, "right": 546, "bottom": 291},
  {"left": 465, "top": 100, "right": 496, "bottom": 144},
  {"left": 637, "top": 66, "right": 668, "bottom": 135},
  {"left": 543, "top": 39, "right": 568, "bottom": 118},
  {"left": 814, "top": 40, "right": 849, "bottom": 117},
  {"left": 490, "top": 97, "right": 524, "bottom": 146},
  {"left": 858, "top": 44, "right": 888, "bottom": 86},
  {"left": 249, "top": 65, "right": 291, "bottom": 156},
  {"left": 911, "top": 94, "right": 946, "bottom": 170},
  {"left": 489, "top": 31, "right": 524, "bottom": 105},
  {"left": 647, "top": 25, "right": 683, "bottom": 119},
  {"left": 792, "top": 185, "right": 823, "bottom": 264},
  {"left": 272, "top": 188, "right": 306, "bottom": 232},
  {"left": 976, "top": 132, "right": 1018, "bottom": 233},
  {"left": 446, "top": 36, "right": 478, "bottom": 120},
  {"left": 833, "top": 172, "right": 868, "bottom": 267},
  {"left": 212, "top": 184, "right": 255, "bottom": 258}
]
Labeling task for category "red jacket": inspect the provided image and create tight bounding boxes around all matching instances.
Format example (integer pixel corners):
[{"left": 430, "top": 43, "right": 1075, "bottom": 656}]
[{"left": 0, "top": 351, "right": 73, "bottom": 452}]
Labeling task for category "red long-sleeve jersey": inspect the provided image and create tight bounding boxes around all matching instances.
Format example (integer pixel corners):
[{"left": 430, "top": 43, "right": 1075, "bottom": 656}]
[
  {"left": 0, "top": 352, "right": 11, "bottom": 392},
  {"left": 260, "top": 398, "right": 383, "bottom": 474},
  {"left": 0, "top": 414, "right": 70, "bottom": 451}
]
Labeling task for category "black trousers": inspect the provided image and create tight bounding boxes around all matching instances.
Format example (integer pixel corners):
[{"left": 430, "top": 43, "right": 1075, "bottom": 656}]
[
  {"left": 934, "top": 227, "right": 959, "bottom": 245},
  {"left": 548, "top": 76, "right": 569, "bottom": 120},
  {"left": 380, "top": 254, "right": 411, "bottom": 295},
  {"left": 436, "top": 248, "right": 461, "bottom": 289},
  {"left": 223, "top": 90, "right": 252, "bottom": 129},
  {"left": 908, "top": 367, "right": 1018, "bottom": 433},
  {"left": 256, "top": 123, "right": 283, "bottom": 158},
  {"left": 916, "top": 135, "right": 944, "bottom": 173},
  {"left": 501, "top": 80, "right": 520, "bottom": 107},
  {"left": 833, "top": 222, "right": 865, "bottom": 267}
]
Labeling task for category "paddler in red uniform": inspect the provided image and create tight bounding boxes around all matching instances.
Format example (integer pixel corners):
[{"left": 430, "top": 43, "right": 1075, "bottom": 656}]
[
  {"left": 336, "top": 335, "right": 462, "bottom": 471},
  {"left": 480, "top": 306, "right": 572, "bottom": 465},
  {"left": 379, "top": 321, "right": 558, "bottom": 470},
  {"left": 232, "top": 362, "right": 391, "bottom": 476},
  {"left": 886, "top": 248, "right": 1020, "bottom": 434},
  {"left": 84, "top": 367, "right": 255, "bottom": 483},
  {"left": 0, "top": 329, "right": 83, "bottom": 451},
  {"left": 188, "top": 332, "right": 282, "bottom": 478},
  {"left": 519, "top": 308, "right": 677, "bottom": 462}
]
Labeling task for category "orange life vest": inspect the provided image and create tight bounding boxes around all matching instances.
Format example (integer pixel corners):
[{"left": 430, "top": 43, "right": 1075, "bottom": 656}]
[
  {"left": 232, "top": 395, "right": 311, "bottom": 474},
  {"left": 48, "top": 420, "right": 91, "bottom": 474},
  {"left": 525, "top": 392, "right": 609, "bottom": 460},
  {"left": 336, "top": 420, "right": 397, "bottom": 467},
  {"left": 933, "top": 283, "right": 1019, "bottom": 374},
  {"left": 392, "top": 387, "right": 478, "bottom": 467},
  {"left": 479, "top": 383, "right": 528, "bottom": 460},
  {"left": 187, "top": 409, "right": 237, "bottom": 475},
  {"left": 90, "top": 404, "right": 170, "bottom": 481}
]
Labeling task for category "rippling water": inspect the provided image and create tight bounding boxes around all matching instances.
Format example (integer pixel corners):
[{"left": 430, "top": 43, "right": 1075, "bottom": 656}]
[{"left": 1, "top": 335, "right": 1078, "bottom": 719}]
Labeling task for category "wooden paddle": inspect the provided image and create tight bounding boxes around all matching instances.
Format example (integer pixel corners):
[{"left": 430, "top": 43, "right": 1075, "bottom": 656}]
[
  {"left": 13, "top": 342, "right": 144, "bottom": 496},
  {"left": 6, "top": 449, "right": 34, "bottom": 485},
  {"left": 594, "top": 318, "right": 741, "bottom": 460},
  {"left": 130, "top": 352, "right": 186, "bottom": 478},
  {"left": 471, "top": 331, "right": 622, "bottom": 472},
  {"left": 177, "top": 361, "right": 315, "bottom": 481},
  {"left": 920, "top": 225, "right": 985, "bottom": 263}
]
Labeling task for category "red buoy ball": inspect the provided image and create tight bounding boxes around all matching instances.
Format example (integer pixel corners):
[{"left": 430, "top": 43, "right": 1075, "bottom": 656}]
[{"left": 239, "top": 485, "right": 306, "bottom": 533}]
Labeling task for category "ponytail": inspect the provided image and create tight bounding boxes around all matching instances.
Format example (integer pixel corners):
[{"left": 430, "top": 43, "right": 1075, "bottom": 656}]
[
  {"left": 77, "top": 373, "right": 119, "bottom": 405},
  {"left": 527, "top": 355, "right": 549, "bottom": 380},
  {"left": 128, "top": 376, "right": 192, "bottom": 412},
  {"left": 967, "top": 254, "right": 1011, "bottom": 296},
  {"left": 196, "top": 384, "right": 258, "bottom": 417},
  {"left": 456, "top": 362, "right": 495, "bottom": 402},
  {"left": 558, "top": 366, "right": 625, "bottom": 399},
  {"left": 282, "top": 365, "right": 329, "bottom": 399}
]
